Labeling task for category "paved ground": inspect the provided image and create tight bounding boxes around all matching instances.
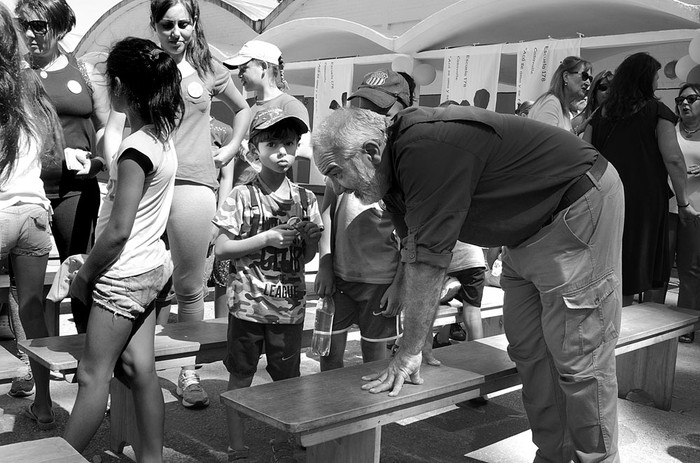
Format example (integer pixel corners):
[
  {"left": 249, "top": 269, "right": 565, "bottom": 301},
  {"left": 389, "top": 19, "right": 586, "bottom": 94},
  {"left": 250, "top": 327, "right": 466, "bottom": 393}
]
[{"left": 1, "top": 285, "right": 699, "bottom": 462}]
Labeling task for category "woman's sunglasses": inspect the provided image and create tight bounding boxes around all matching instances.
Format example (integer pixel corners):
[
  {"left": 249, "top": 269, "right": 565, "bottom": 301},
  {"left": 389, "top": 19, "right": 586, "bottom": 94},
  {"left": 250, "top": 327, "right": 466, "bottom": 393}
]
[
  {"left": 675, "top": 94, "right": 700, "bottom": 106},
  {"left": 16, "top": 18, "right": 49, "bottom": 35},
  {"left": 571, "top": 70, "right": 593, "bottom": 82}
]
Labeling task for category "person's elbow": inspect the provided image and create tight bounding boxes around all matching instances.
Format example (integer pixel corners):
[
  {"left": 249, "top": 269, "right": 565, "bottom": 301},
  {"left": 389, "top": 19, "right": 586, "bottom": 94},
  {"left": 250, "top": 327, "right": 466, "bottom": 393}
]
[{"left": 105, "top": 226, "right": 130, "bottom": 249}]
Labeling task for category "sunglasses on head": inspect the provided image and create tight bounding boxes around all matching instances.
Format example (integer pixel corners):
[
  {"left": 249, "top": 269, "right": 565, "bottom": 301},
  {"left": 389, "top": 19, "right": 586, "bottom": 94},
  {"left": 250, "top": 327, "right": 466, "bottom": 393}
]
[
  {"left": 16, "top": 18, "right": 48, "bottom": 35},
  {"left": 675, "top": 94, "right": 700, "bottom": 106}
]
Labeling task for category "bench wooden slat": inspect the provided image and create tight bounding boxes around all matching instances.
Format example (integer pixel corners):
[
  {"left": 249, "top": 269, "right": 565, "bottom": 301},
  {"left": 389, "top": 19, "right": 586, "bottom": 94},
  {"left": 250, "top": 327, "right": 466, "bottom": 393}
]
[
  {"left": 0, "top": 437, "right": 88, "bottom": 463},
  {"left": 19, "top": 317, "right": 229, "bottom": 373},
  {"left": 219, "top": 303, "right": 698, "bottom": 463},
  {"left": 226, "top": 357, "right": 486, "bottom": 435},
  {"left": 616, "top": 303, "right": 696, "bottom": 348},
  {"left": 0, "top": 345, "right": 27, "bottom": 383},
  {"left": 0, "top": 270, "right": 56, "bottom": 300}
]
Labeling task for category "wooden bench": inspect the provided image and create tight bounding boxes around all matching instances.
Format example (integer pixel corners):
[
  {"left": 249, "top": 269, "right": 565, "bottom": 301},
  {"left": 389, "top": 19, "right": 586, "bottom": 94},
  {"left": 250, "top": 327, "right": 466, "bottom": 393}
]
[
  {"left": 1, "top": 266, "right": 61, "bottom": 337},
  {"left": 0, "top": 436, "right": 88, "bottom": 463},
  {"left": 19, "top": 317, "right": 229, "bottom": 453},
  {"left": 219, "top": 303, "right": 698, "bottom": 463},
  {"left": 0, "top": 345, "right": 28, "bottom": 384},
  {"left": 0, "top": 345, "right": 29, "bottom": 417},
  {"left": 17, "top": 286, "right": 504, "bottom": 454}
]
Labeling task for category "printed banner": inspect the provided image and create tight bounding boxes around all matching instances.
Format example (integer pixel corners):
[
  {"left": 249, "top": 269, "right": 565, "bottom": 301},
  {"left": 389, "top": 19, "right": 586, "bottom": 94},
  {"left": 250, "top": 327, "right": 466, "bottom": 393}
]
[
  {"left": 310, "top": 59, "right": 354, "bottom": 185},
  {"left": 313, "top": 59, "right": 354, "bottom": 130},
  {"left": 441, "top": 44, "right": 503, "bottom": 111},
  {"left": 516, "top": 38, "right": 581, "bottom": 107}
]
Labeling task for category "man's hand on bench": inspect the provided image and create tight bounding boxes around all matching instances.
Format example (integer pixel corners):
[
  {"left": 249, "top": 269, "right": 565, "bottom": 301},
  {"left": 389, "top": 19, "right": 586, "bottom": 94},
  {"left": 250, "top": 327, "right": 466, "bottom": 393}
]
[{"left": 361, "top": 350, "right": 424, "bottom": 396}]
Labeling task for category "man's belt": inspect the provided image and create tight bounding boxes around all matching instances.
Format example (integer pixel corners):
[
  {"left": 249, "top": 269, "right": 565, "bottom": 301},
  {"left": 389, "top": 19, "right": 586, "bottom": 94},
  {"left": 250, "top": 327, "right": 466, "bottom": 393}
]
[{"left": 552, "top": 154, "right": 609, "bottom": 217}]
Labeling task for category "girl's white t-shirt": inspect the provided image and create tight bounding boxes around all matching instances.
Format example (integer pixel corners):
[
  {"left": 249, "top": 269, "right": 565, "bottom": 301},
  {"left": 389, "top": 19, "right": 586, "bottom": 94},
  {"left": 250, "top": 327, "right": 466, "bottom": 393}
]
[
  {"left": 95, "top": 126, "right": 177, "bottom": 277},
  {"left": 0, "top": 130, "right": 50, "bottom": 210}
]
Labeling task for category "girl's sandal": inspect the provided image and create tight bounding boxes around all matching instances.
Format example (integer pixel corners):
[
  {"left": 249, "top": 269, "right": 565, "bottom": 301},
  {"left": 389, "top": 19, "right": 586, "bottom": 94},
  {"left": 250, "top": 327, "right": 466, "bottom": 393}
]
[
  {"left": 21, "top": 404, "right": 56, "bottom": 430},
  {"left": 228, "top": 446, "right": 251, "bottom": 462}
]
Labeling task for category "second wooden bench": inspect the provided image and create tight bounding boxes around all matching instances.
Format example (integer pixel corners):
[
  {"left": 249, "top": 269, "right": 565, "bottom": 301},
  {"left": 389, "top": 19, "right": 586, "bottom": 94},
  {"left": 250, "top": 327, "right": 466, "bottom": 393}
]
[{"left": 220, "top": 303, "right": 698, "bottom": 463}]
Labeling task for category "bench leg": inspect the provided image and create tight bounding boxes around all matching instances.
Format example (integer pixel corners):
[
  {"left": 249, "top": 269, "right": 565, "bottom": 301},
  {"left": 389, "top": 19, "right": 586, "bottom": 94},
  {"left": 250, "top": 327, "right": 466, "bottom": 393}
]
[
  {"left": 109, "top": 377, "right": 141, "bottom": 454},
  {"left": 305, "top": 427, "right": 380, "bottom": 463},
  {"left": 616, "top": 338, "right": 678, "bottom": 411}
]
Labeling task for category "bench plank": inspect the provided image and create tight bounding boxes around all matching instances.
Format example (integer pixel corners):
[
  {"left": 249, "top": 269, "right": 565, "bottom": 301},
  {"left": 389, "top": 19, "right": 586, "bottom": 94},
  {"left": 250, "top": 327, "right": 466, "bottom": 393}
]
[
  {"left": 0, "top": 437, "right": 88, "bottom": 463},
  {"left": 18, "top": 317, "right": 229, "bottom": 374},
  {"left": 0, "top": 345, "right": 27, "bottom": 383},
  {"left": 220, "top": 303, "right": 698, "bottom": 463}
]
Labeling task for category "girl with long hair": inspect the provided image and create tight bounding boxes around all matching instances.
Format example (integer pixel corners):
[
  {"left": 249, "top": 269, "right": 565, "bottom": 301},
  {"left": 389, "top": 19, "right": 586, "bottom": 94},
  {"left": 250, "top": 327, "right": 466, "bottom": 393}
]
[
  {"left": 0, "top": 1, "right": 62, "bottom": 430},
  {"left": 63, "top": 37, "right": 184, "bottom": 462}
]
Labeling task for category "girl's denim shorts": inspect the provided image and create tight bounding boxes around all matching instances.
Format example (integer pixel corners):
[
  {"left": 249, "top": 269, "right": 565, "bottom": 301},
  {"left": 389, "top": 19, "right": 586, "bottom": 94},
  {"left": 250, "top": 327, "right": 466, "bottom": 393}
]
[
  {"left": 0, "top": 203, "right": 52, "bottom": 260},
  {"left": 92, "top": 260, "right": 172, "bottom": 320}
]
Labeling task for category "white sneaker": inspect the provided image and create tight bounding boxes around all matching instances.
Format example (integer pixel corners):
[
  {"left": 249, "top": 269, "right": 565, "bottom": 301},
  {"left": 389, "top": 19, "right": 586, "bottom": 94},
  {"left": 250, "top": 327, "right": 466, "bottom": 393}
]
[{"left": 176, "top": 369, "right": 210, "bottom": 409}]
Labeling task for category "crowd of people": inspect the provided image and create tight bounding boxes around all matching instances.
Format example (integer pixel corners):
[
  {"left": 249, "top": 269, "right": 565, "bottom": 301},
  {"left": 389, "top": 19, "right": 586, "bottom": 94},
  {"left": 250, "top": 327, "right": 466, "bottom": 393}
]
[{"left": 1, "top": 1, "right": 700, "bottom": 462}]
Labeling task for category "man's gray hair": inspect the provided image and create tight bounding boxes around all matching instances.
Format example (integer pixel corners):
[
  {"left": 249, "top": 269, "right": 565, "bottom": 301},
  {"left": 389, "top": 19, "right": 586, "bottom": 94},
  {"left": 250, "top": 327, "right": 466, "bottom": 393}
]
[{"left": 312, "top": 108, "right": 388, "bottom": 164}]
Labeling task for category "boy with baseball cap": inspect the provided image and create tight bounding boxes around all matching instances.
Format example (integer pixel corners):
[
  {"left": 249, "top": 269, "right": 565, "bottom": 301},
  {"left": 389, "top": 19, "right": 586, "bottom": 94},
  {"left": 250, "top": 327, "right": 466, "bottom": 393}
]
[
  {"left": 213, "top": 106, "right": 323, "bottom": 462},
  {"left": 314, "top": 69, "right": 415, "bottom": 371}
]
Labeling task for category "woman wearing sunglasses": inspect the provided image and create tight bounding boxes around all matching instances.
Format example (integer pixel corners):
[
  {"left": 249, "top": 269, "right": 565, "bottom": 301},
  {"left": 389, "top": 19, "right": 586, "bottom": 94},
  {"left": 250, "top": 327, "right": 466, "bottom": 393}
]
[
  {"left": 0, "top": 1, "right": 64, "bottom": 431},
  {"left": 584, "top": 52, "right": 696, "bottom": 307},
  {"left": 528, "top": 55, "right": 592, "bottom": 132},
  {"left": 667, "top": 84, "right": 700, "bottom": 343},
  {"left": 15, "top": 0, "right": 125, "bottom": 333},
  {"left": 571, "top": 70, "right": 613, "bottom": 136}
]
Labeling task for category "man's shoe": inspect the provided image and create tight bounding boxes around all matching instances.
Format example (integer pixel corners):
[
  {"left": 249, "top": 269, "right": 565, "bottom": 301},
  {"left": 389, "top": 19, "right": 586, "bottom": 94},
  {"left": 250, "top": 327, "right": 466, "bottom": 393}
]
[
  {"left": 8, "top": 371, "right": 34, "bottom": 398},
  {"left": 433, "top": 334, "right": 451, "bottom": 349},
  {"left": 177, "top": 369, "right": 210, "bottom": 409},
  {"left": 449, "top": 323, "right": 467, "bottom": 341}
]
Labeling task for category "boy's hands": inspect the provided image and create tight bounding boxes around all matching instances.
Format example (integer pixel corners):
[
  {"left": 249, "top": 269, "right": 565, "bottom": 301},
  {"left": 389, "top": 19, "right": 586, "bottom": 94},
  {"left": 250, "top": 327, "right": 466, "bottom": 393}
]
[
  {"left": 266, "top": 225, "right": 300, "bottom": 249},
  {"left": 266, "top": 220, "right": 322, "bottom": 249},
  {"left": 314, "top": 258, "right": 335, "bottom": 298},
  {"left": 296, "top": 221, "right": 322, "bottom": 245},
  {"left": 379, "top": 281, "right": 402, "bottom": 316}
]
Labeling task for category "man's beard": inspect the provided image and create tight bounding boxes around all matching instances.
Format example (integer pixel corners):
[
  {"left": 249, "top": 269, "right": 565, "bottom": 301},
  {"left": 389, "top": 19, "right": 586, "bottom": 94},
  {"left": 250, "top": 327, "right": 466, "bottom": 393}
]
[{"left": 353, "top": 170, "right": 386, "bottom": 205}]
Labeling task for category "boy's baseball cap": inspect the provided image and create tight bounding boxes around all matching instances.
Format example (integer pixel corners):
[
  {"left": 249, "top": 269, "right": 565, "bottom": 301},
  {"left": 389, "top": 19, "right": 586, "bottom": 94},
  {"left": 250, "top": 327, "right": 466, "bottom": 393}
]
[
  {"left": 249, "top": 107, "right": 309, "bottom": 140},
  {"left": 348, "top": 69, "right": 411, "bottom": 109},
  {"left": 223, "top": 40, "right": 281, "bottom": 69}
]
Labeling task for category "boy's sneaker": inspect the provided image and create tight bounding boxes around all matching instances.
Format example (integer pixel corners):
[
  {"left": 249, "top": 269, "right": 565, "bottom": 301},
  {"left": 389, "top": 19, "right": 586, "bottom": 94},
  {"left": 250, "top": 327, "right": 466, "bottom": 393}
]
[
  {"left": 177, "top": 369, "right": 209, "bottom": 409},
  {"left": 269, "top": 439, "right": 297, "bottom": 463},
  {"left": 8, "top": 372, "right": 34, "bottom": 397},
  {"left": 228, "top": 446, "right": 252, "bottom": 462},
  {"left": 449, "top": 323, "right": 467, "bottom": 341}
]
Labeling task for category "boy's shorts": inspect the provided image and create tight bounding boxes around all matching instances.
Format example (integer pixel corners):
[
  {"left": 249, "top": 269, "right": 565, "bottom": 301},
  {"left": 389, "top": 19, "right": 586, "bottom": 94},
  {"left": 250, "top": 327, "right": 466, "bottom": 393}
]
[
  {"left": 447, "top": 267, "right": 486, "bottom": 308},
  {"left": 0, "top": 204, "right": 52, "bottom": 260},
  {"left": 331, "top": 278, "right": 401, "bottom": 343},
  {"left": 92, "top": 262, "right": 171, "bottom": 320},
  {"left": 224, "top": 315, "right": 303, "bottom": 381}
]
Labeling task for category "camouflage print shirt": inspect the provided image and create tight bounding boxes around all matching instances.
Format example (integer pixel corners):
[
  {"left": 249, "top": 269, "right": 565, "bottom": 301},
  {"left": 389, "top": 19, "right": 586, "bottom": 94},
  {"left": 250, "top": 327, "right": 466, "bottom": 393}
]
[{"left": 212, "top": 176, "right": 322, "bottom": 324}]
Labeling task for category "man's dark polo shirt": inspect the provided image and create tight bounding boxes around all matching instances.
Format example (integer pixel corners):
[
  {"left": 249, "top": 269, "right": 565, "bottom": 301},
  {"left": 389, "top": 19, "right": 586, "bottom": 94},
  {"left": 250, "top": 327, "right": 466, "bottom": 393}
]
[{"left": 380, "top": 105, "right": 599, "bottom": 268}]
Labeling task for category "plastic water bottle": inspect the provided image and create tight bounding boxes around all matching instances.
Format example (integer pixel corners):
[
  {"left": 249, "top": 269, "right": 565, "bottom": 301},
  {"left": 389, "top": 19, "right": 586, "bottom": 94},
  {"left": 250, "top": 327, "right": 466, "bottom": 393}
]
[{"left": 311, "top": 297, "right": 335, "bottom": 356}]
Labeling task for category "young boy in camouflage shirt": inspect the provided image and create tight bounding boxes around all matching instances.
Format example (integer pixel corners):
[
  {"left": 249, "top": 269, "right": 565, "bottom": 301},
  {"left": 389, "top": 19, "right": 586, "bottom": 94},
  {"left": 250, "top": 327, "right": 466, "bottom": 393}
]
[{"left": 213, "top": 107, "right": 323, "bottom": 462}]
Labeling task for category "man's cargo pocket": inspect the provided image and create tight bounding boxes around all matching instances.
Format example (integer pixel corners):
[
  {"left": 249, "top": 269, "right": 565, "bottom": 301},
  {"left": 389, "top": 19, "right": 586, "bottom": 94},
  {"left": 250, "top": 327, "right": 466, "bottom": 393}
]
[{"left": 562, "top": 271, "right": 620, "bottom": 356}]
